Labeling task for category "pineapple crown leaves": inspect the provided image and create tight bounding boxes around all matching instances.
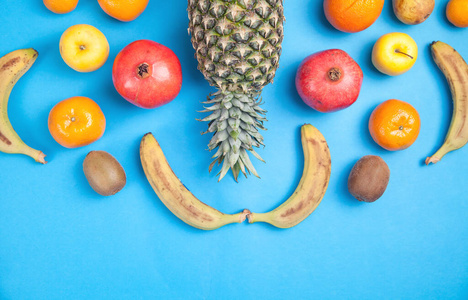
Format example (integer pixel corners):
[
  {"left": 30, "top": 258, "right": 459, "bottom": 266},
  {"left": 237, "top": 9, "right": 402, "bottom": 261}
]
[
  {"left": 188, "top": 0, "right": 285, "bottom": 181},
  {"left": 200, "top": 91, "right": 267, "bottom": 181}
]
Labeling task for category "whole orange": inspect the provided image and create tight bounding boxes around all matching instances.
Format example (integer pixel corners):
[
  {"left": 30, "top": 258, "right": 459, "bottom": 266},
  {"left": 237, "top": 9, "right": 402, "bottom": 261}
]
[
  {"left": 369, "top": 99, "right": 421, "bottom": 151},
  {"left": 446, "top": 0, "right": 468, "bottom": 28},
  {"left": 48, "top": 96, "right": 106, "bottom": 148},
  {"left": 97, "top": 0, "right": 149, "bottom": 22},
  {"left": 43, "top": 0, "right": 79, "bottom": 14},
  {"left": 324, "top": 0, "right": 385, "bottom": 33}
]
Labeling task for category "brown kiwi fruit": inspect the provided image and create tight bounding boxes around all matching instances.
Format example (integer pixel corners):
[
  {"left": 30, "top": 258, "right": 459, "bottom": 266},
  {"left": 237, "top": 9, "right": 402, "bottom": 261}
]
[
  {"left": 348, "top": 155, "right": 390, "bottom": 202},
  {"left": 83, "top": 151, "right": 126, "bottom": 196}
]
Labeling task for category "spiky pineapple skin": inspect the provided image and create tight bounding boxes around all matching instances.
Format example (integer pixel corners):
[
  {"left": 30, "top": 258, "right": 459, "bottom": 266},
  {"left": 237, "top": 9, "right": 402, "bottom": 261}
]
[
  {"left": 188, "top": 0, "right": 285, "bottom": 181},
  {"left": 188, "top": 0, "right": 284, "bottom": 93}
]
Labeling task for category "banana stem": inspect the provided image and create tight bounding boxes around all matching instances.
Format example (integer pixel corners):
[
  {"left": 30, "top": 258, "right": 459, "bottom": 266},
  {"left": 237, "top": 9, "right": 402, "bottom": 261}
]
[
  {"left": 426, "top": 144, "right": 453, "bottom": 165},
  {"left": 246, "top": 212, "right": 271, "bottom": 224},
  {"left": 19, "top": 146, "right": 46, "bottom": 164},
  {"left": 224, "top": 209, "right": 251, "bottom": 224}
]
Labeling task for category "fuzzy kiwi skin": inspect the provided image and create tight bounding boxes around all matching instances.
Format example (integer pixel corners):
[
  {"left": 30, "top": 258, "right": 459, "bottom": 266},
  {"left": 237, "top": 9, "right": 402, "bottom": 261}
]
[
  {"left": 348, "top": 155, "right": 390, "bottom": 202},
  {"left": 83, "top": 151, "right": 126, "bottom": 196}
]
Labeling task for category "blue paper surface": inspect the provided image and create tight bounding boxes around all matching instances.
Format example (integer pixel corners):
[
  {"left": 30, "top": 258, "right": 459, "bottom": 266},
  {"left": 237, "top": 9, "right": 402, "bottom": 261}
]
[{"left": 0, "top": 1, "right": 467, "bottom": 299}]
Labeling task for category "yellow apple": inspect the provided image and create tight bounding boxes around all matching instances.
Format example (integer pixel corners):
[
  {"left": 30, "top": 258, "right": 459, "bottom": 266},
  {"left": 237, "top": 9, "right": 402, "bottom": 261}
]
[
  {"left": 372, "top": 32, "right": 418, "bottom": 76},
  {"left": 59, "top": 24, "right": 109, "bottom": 72}
]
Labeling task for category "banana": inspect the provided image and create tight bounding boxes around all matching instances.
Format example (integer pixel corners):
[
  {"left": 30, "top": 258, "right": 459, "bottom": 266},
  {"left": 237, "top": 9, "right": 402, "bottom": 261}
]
[
  {"left": 247, "top": 124, "right": 331, "bottom": 228},
  {"left": 0, "top": 48, "right": 46, "bottom": 163},
  {"left": 140, "top": 133, "right": 250, "bottom": 230},
  {"left": 426, "top": 41, "right": 468, "bottom": 165}
]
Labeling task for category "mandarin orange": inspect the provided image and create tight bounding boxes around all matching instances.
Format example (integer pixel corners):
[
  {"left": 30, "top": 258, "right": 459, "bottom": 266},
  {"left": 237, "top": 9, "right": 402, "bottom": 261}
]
[
  {"left": 324, "top": 0, "right": 385, "bottom": 33},
  {"left": 369, "top": 99, "right": 421, "bottom": 151},
  {"left": 43, "top": 0, "right": 79, "bottom": 14},
  {"left": 97, "top": 0, "right": 149, "bottom": 22},
  {"left": 446, "top": 0, "right": 468, "bottom": 28},
  {"left": 48, "top": 96, "right": 106, "bottom": 148}
]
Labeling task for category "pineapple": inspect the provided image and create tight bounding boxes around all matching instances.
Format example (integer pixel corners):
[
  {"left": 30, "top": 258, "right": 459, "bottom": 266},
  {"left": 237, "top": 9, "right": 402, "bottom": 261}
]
[{"left": 188, "top": 0, "right": 285, "bottom": 181}]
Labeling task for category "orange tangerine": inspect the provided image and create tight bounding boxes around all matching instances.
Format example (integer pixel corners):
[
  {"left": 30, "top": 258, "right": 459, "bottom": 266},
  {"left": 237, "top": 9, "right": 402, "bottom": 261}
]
[
  {"left": 97, "top": 0, "right": 149, "bottom": 22},
  {"left": 48, "top": 96, "right": 106, "bottom": 148},
  {"left": 43, "top": 0, "right": 79, "bottom": 14},
  {"left": 369, "top": 99, "right": 421, "bottom": 151},
  {"left": 324, "top": 0, "right": 385, "bottom": 33},
  {"left": 446, "top": 0, "right": 468, "bottom": 28}
]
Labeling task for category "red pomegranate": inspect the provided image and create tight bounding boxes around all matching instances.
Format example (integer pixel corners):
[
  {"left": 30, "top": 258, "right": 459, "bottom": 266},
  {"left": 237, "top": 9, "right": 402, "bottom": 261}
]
[
  {"left": 296, "top": 49, "right": 363, "bottom": 113},
  {"left": 112, "top": 39, "right": 182, "bottom": 109}
]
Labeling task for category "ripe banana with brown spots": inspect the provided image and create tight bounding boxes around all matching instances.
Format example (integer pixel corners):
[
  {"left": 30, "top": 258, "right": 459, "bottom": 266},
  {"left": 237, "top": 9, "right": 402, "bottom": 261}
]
[
  {"left": 247, "top": 124, "right": 331, "bottom": 228},
  {"left": 426, "top": 41, "right": 468, "bottom": 165},
  {"left": 140, "top": 133, "right": 250, "bottom": 230},
  {"left": 0, "top": 48, "right": 46, "bottom": 163}
]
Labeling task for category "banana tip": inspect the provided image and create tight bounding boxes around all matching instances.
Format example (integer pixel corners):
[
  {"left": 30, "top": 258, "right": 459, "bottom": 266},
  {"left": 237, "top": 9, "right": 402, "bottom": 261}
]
[
  {"left": 246, "top": 212, "right": 253, "bottom": 223},
  {"left": 239, "top": 209, "right": 251, "bottom": 223},
  {"left": 425, "top": 156, "right": 440, "bottom": 165},
  {"left": 36, "top": 151, "right": 47, "bottom": 164}
]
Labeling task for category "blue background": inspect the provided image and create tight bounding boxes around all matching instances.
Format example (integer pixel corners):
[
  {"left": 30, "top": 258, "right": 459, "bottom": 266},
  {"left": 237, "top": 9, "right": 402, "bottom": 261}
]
[{"left": 1, "top": 0, "right": 467, "bottom": 299}]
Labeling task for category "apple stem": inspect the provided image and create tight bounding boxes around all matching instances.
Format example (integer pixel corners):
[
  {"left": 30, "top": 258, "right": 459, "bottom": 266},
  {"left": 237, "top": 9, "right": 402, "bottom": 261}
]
[
  {"left": 137, "top": 63, "right": 150, "bottom": 79},
  {"left": 79, "top": 45, "right": 86, "bottom": 51},
  {"left": 327, "top": 67, "right": 342, "bottom": 82},
  {"left": 395, "top": 49, "right": 413, "bottom": 59}
]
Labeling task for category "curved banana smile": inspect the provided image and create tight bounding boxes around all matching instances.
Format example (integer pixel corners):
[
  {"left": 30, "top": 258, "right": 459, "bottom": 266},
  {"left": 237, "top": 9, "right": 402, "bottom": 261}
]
[{"left": 140, "top": 124, "right": 331, "bottom": 230}]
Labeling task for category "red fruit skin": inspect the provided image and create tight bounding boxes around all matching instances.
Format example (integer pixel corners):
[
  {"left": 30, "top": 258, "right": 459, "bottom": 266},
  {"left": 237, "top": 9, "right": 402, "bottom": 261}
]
[
  {"left": 295, "top": 49, "right": 363, "bottom": 113},
  {"left": 112, "top": 40, "right": 182, "bottom": 109}
]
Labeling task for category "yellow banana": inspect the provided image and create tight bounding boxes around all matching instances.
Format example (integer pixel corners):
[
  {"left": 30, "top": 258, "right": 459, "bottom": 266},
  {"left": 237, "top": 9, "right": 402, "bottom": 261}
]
[
  {"left": 0, "top": 48, "right": 46, "bottom": 163},
  {"left": 426, "top": 41, "right": 468, "bottom": 165},
  {"left": 140, "top": 133, "right": 250, "bottom": 230},
  {"left": 247, "top": 124, "right": 331, "bottom": 228}
]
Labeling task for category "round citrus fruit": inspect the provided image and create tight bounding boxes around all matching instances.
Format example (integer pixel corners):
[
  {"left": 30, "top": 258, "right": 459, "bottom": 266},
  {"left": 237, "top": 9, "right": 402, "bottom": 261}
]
[
  {"left": 43, "top": 0, "right": 78, "bottom": 14},
  {"left": 48, "top": 96, "right": 106, "bottom": 148},
  {"left": 446, "top": 0, "right": 468, "bottom": 28},
  {"left": 324, "top": 0, "right": 385, "bottom": 33},
  {"left": 97, "top": 0, "right": 149, "bottom": 22},
  {"left": 369, "top": 99, "right": 421, "bottom": 151}
]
